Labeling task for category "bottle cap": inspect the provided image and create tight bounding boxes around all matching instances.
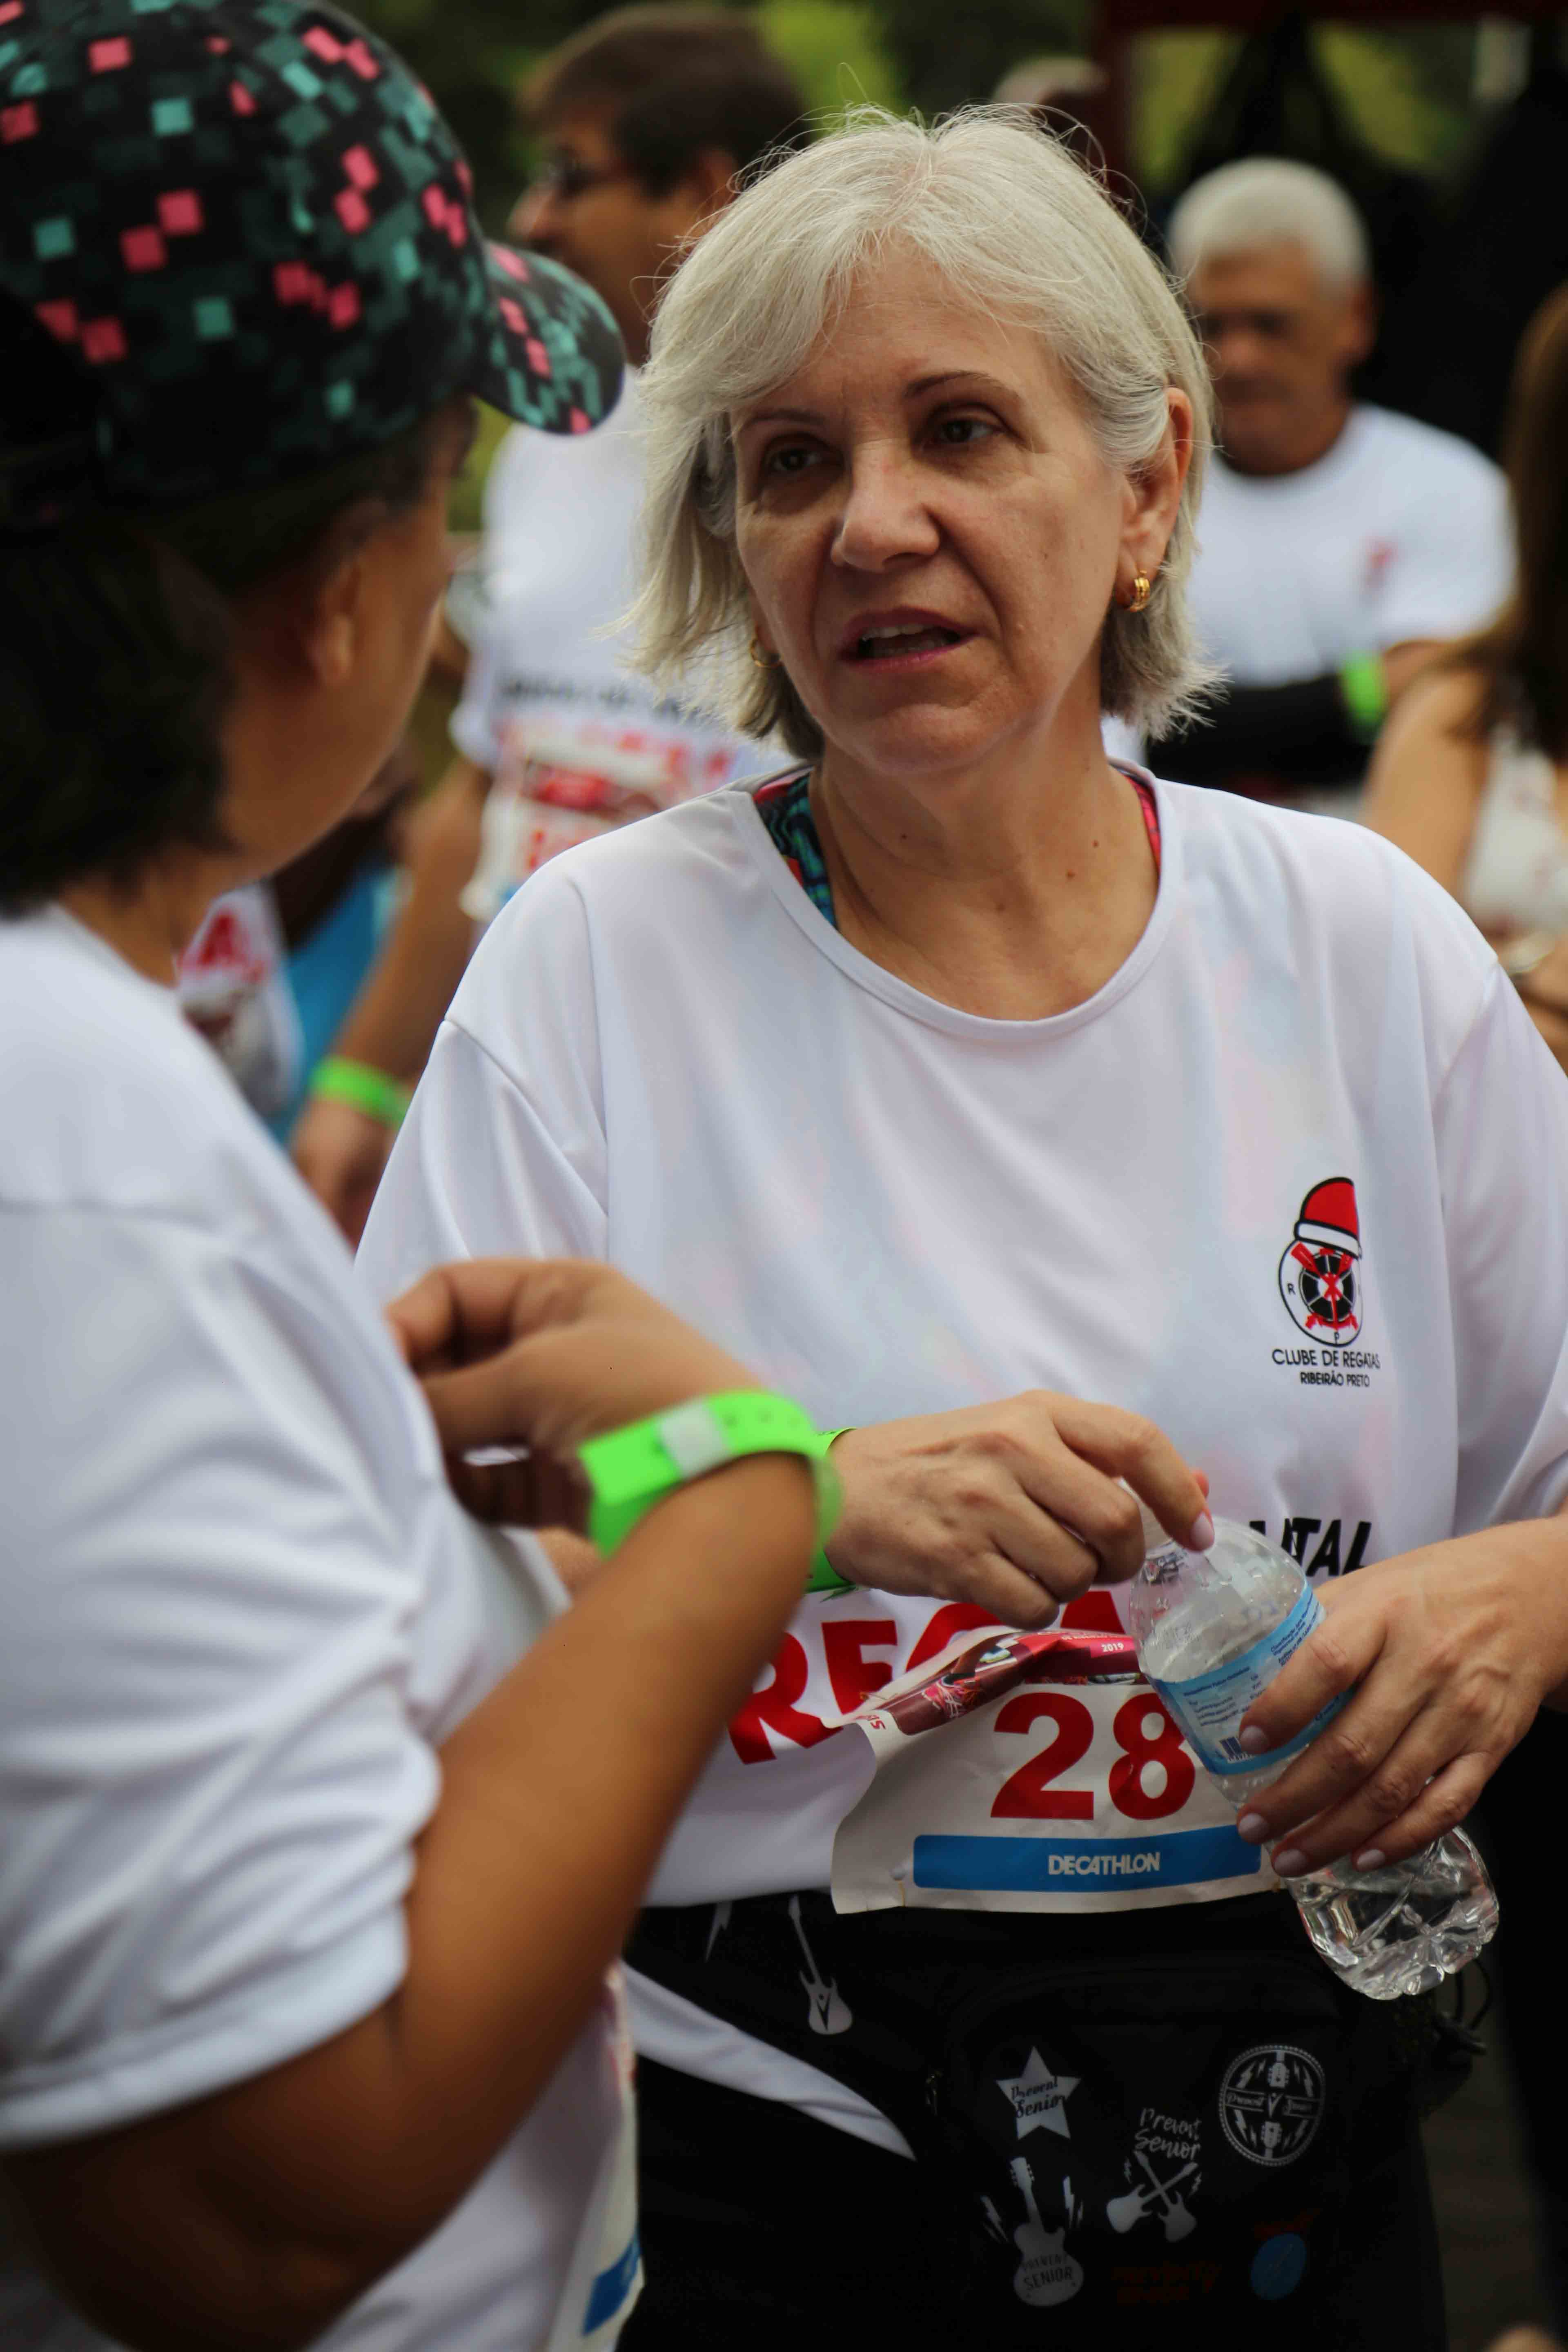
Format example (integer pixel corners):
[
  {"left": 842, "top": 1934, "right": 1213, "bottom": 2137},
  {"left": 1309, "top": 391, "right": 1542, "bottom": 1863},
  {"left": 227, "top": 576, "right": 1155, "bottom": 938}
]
[
  {"left": 1123, "top": 1486, "right": 1186, "bottom": 1559},
  {"left": 1136, "top": 1497, "right": 1169, "bottom": 1555}
]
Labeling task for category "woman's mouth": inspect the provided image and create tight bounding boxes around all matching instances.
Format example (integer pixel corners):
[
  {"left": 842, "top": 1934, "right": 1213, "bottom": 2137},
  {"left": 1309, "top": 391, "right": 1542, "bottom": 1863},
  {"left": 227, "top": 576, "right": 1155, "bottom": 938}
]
[{"left": 846, "top": 621, "right": 966, "bottom": 664}]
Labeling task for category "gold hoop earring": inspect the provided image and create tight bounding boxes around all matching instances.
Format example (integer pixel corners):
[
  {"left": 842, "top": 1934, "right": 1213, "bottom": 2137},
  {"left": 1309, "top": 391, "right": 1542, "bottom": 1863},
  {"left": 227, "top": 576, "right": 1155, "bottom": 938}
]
[
  {"left": 749, "top": 632, "right": 782, "bottom": 670},
  {"left": 1124, "top": 572, "right": 1153, "bottom": 615}
]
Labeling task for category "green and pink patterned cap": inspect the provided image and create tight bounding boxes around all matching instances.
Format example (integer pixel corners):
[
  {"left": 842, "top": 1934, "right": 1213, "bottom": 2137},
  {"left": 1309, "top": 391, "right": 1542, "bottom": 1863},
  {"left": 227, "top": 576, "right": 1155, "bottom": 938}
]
[{"left": 0, "top": 0, "right": 624, "bottom": 533}]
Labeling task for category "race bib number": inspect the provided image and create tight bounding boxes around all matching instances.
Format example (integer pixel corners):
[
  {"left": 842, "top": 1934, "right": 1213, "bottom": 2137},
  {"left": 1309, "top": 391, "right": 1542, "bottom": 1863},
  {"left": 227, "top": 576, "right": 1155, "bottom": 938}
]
[
  {"left": 829, "top": 1626, "right": 1275, "bottom": 1916},
  {"left": 463, "top": 723, "right": 734, "bottom": 927}
]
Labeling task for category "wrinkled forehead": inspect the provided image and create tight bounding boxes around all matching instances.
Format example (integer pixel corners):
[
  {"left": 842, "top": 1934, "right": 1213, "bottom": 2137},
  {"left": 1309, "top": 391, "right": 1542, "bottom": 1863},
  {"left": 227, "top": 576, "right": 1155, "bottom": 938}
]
[{"left": 728, "top": 249, "right": 1070, "bottom": 430}]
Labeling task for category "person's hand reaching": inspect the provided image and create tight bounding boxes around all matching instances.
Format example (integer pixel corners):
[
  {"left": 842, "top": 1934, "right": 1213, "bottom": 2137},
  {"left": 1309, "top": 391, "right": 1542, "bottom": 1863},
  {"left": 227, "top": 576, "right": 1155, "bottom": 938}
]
[{"left": 386, "top": 1257, "right": 761, "bottom": 1526}]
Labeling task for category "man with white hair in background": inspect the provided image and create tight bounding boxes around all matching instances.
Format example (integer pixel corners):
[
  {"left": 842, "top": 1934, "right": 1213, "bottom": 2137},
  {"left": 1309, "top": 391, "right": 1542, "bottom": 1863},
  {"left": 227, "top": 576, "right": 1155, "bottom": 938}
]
[{"left": 1148, "top": 156, "right": 1510, "bottom": 812}]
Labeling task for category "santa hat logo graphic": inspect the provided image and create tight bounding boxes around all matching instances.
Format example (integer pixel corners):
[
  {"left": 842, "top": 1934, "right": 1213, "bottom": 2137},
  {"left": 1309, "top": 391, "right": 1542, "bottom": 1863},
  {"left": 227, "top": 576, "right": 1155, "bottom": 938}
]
[{"left": 1278, "top": 1177, "right": 1363, "bottom": 1346}]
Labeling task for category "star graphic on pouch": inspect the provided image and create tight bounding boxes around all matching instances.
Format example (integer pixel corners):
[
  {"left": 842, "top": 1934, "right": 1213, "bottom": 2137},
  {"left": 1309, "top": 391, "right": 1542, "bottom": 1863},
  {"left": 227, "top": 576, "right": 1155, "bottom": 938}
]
[{"left": 998, "top": 2047, "right": 1080, "bottom": 2140}]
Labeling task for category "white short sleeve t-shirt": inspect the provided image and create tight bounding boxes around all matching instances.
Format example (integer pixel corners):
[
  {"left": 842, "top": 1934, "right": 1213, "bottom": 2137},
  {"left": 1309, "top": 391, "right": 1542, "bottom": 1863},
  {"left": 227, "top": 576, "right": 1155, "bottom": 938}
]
[
  {"left": 1189, "top": 405, "right": 1512, "bottom": 687},
  {"left": 0, "top": 911, "right": 621, "bottom": 2352},
  {"left": 359, "top": 773, "right": 1568, "bottom": 2121}
]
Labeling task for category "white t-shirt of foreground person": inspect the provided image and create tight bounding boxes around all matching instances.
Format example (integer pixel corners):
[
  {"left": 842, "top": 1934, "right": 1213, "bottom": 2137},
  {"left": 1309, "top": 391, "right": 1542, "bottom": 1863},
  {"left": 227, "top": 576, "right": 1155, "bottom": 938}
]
[
  {"left": 0, "top": 909, "right": 630, "bottom": 2352},
  {"left": 359, "top": 767, "right": 1568, "bottom": 2133}
]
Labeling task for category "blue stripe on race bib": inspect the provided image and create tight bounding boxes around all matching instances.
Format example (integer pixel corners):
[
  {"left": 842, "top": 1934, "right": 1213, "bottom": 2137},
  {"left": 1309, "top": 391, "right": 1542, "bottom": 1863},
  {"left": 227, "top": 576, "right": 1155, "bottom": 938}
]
[
  {"left": 583, "top": 2231, "right": 641, "bottom": 2334},
  {"left": 911, "top": 1826, "right": 1262, "bottom": 1892}
]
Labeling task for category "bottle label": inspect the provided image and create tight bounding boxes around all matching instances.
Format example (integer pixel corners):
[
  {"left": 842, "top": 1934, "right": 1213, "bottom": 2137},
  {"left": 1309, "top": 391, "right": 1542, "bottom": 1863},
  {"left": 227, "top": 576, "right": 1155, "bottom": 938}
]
[{"left": 1147, "top": 1587, "right": 1347, "bottom": 1778}]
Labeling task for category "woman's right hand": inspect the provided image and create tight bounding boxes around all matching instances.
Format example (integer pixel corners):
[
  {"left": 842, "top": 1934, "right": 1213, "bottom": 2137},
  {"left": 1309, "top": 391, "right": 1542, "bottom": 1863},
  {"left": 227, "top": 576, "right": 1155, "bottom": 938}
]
[
  {"left": 386, "top": 1257, "right": 759, "bottom": 1524},
  {"left": 826, "top": 1395, "right": 1212, "bottom": 1629}
]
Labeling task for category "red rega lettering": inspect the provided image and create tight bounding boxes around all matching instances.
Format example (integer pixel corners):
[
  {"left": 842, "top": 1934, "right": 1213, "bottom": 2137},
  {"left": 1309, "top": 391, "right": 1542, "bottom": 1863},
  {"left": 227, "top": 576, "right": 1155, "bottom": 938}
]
[
  {"left": 728, "top": 1634, "right": 834, "bottom": 1764},
  {"left": 904, "top": 1603, "right": 1002, "bottom": 1673},
  {"left": 822, "top": 1618, "right": 899, "bottom": 1713}
]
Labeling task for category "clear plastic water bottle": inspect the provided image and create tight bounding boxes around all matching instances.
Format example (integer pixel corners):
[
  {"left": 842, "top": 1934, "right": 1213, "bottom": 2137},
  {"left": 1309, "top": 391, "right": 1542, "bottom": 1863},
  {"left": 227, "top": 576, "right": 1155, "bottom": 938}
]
[{"left": 1129, "top": 1515, "right": 1498, "bottom": 2000}]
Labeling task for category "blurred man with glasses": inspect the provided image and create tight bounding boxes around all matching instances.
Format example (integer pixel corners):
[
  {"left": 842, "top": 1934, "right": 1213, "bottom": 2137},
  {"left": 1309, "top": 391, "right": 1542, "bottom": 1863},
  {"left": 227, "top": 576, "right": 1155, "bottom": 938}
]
[{"left": 292, "top": 7, "right": 806, "bottom": 1240}]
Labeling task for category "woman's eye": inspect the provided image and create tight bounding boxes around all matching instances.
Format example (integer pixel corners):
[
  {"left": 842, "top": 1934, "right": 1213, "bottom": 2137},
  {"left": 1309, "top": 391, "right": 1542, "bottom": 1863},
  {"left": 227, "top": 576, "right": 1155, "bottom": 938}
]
[
  {"left": 932, "top": 414, "right": 997, "bottom": 448},
  {"left": 760, "top": 443, "right": 821, "bottom": 479}
]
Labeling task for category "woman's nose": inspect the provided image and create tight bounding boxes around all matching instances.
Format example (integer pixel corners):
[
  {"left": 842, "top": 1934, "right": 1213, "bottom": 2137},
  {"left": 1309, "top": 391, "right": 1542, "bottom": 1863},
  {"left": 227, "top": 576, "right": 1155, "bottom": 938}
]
[{"left": 831, "top": 449, "right": 941, "bottom": 571}]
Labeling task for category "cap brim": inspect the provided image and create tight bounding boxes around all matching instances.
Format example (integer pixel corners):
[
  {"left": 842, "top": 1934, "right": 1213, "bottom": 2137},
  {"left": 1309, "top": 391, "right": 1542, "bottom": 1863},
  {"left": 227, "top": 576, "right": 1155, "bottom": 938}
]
[{"left": 469, "top": 242, "right": 624, "bottom": 436}]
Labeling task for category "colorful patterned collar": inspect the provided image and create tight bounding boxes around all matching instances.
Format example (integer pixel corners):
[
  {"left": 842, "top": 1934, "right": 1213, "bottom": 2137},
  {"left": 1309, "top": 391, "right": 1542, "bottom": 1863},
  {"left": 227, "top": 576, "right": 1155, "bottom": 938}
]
[{"left": 752, "top": 767, "right": 1161, "bottom": 933}]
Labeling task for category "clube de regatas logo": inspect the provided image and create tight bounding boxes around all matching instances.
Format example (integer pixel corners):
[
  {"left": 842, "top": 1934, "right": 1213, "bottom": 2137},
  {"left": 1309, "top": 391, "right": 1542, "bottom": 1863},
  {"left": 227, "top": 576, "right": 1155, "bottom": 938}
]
[{"left": 1276, "top": 1178, "right": 1381, "bottom": 1388}]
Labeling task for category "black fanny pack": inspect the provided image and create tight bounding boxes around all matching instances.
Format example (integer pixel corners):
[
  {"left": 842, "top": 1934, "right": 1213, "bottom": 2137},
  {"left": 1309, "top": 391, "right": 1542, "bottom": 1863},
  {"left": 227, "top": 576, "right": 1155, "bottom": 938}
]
[{"left": 629, "top": 1889, "right": 1469, "bottom": 2337}]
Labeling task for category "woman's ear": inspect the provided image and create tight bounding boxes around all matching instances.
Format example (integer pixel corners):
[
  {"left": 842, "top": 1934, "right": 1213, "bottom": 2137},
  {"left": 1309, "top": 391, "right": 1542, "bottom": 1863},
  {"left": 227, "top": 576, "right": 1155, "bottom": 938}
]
[
  {"left": 744, "top": 589, "right": 779, "bottom": 663},
  {"left": 1120, "top": 387, "right": 1194, "bottom": 593},
  {"left": 298, "top": 547, "right": 364, "bottom": 690}
]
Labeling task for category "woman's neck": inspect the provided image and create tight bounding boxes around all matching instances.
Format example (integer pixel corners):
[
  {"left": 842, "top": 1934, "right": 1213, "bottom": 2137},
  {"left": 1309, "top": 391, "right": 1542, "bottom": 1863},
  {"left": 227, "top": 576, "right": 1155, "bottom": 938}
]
[
  {"left": 812, "top": 718, "right": 1159, "bottom": 1021},
  {"left": 59, "top": 852, "right": 234, "bottom": 987}
]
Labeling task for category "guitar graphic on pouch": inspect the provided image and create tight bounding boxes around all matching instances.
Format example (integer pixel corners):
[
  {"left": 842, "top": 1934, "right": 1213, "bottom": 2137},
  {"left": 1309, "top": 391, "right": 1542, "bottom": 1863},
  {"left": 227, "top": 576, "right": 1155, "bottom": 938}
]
[
  {"left": 787, "top": 1895, "right": 852, "bottom": 2036},
  {"left": 1009, "top": 2158, "right": 1085, "bottom": 2306},
  {"left": 1106, "top": 2149, "right": 1200, "bottom": 2243}
]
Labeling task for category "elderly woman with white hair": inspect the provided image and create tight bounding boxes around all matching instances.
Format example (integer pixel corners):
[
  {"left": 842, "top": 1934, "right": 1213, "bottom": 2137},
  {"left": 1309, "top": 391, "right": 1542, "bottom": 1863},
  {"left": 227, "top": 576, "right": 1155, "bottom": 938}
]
[{"left": 361, "top": 110, "right": 1568, "bottom": 2347}]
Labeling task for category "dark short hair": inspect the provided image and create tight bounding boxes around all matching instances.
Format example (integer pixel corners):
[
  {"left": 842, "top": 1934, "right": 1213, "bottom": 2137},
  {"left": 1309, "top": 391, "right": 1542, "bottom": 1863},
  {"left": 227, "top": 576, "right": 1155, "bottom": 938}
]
[
  {"left": 526, "top": 7, "right": 808, "bottom": 195},
  {"left": 1, "top": 294, "right": 450, "bottom": 918}
]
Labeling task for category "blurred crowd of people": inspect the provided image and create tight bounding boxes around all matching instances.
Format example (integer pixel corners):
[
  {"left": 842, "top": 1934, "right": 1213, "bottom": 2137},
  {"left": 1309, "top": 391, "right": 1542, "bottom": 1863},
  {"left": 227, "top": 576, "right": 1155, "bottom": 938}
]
[
  {"left": 275, "top": 13, "right": 1568, "bottom": 1236},
  {"left": 7, "top": 3, "right": 1568, "bottom": 2349}
]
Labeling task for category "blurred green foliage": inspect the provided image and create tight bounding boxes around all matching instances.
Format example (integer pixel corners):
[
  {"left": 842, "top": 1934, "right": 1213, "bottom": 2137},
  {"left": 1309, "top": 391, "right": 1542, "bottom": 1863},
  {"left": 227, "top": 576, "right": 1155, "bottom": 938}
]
[
  {"left": 759, "top": 0, "right": 900, "bottom": 114},
  {"left": 351, "top": 0, "right": 1488, "bottom": 227},
  {"left": 1136, "top": 22, "right": 1479, "bottom": 196}
]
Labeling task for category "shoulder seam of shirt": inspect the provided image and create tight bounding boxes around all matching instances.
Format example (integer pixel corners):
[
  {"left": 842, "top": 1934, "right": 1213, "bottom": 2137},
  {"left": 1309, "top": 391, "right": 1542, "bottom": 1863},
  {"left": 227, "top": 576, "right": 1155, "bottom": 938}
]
[
  {"left": 1431, "top": 955, "right": 1507, "bottom": 1114},
  {"left": 439, "top": 1007, "right": 568, "bottom": 1115},
  {"left": 0, "top": 1196, "right": 367, "bottom": 1339},
  {"left": 0, "top": 1194, "right": 247, "bottom": 1241}
]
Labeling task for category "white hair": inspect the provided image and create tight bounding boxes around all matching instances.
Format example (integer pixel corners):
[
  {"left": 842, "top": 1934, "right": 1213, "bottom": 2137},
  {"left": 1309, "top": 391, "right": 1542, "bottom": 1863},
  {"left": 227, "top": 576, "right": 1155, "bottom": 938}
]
[
  {"left": 631, "top": 106, "right": 1217, "bottom": 754},
  {"left": 1167, "top": 157, "right": 1371, "bottom": 293}
]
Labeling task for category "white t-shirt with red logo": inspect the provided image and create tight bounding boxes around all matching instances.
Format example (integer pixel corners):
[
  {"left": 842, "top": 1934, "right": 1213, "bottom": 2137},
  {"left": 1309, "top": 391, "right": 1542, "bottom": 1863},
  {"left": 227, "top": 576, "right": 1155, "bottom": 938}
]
[
  {"left": 1189, "top": 403, "right": 1511, "bottom": 686},
  {"left": 358, "top": 771, "right": 1568, "bottom": 2136}
]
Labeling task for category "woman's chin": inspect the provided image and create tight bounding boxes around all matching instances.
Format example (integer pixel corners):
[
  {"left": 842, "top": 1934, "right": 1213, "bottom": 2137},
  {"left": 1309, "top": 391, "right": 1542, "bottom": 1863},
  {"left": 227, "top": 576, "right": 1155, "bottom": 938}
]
[{"left": 819, "top": 703, "right": 1014, "bottom": 781}]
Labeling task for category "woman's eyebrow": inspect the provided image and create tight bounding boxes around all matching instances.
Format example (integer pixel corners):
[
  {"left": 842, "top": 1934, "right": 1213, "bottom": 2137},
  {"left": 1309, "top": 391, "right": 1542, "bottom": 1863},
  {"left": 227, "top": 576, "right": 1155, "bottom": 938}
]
[
  {"left": 735, "top": 405, "right": 824, "bottom": 434},
  {"left": 738, "top": 370, "right": 1014, "bottom": 432},
  {"left": 906, "top": 369, "right": 1015, "bottom": 400}
]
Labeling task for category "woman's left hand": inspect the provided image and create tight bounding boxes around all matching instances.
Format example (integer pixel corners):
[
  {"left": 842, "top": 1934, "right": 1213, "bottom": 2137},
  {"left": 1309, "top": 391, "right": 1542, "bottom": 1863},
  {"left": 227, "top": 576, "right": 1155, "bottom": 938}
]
[{"left": 1231, "top": 1517, "right": 1568, "bottom": 1875}]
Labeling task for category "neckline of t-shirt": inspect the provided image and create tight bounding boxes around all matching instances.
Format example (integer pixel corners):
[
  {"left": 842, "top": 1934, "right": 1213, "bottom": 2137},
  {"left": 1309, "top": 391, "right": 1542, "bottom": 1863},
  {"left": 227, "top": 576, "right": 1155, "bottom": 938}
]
[
  {"left": 1212, "top": 404, "right": 1373, "bottom": 499},
  {"left": 729, "top": 762, "right": 1180, "bottom": 1040}
]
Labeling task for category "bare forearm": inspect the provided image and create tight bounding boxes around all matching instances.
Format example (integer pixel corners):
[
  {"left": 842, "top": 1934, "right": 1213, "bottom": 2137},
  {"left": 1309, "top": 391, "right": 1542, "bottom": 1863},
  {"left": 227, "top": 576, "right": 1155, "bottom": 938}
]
[
  {"left": 333, "top": 758, "right": 487, "bottom": 1080},
  {"left": 379, "top": 1458, "right": 816, "bottom": 2198},
  {"left": 12, "top": 1459, "right": 814, "bottom": 2351}
]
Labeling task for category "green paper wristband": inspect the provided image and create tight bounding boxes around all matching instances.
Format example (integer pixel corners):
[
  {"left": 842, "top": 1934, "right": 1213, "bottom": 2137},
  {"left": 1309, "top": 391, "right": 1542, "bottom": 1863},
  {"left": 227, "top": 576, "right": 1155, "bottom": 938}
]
[
  {"left": 1338, "top": 650, "right": 1388, "bottom": 742},
  {"left": 805, "top": 1428, "right": 854, "bottom": 1594},
  {"left": 309, "top": 1056, "right": 412, "bottom": 1130},
  {"left": 577, "top": 1393, "right": 840, "bottom": 1582}
]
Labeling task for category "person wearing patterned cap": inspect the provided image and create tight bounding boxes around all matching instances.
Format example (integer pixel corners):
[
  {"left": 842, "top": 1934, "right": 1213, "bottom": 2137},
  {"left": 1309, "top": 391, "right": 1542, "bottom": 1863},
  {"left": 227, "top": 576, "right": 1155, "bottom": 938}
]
[
  {"left": 290, "top": 6, "right": 808, "bottom": 1246},
  {"left": 0, "top": 5, "right": 826, "bottom": 2348}
]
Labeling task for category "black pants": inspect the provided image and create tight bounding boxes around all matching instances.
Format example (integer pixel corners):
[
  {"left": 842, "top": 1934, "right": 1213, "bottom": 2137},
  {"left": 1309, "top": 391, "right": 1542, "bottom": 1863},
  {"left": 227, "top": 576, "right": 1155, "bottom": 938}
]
[
  {"left": 1475, "top": 1708, "right": 1568, "bottom": 2332},
  {"left": 621, "top": 2055, "right": 1445, "bottom": 2352}
]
